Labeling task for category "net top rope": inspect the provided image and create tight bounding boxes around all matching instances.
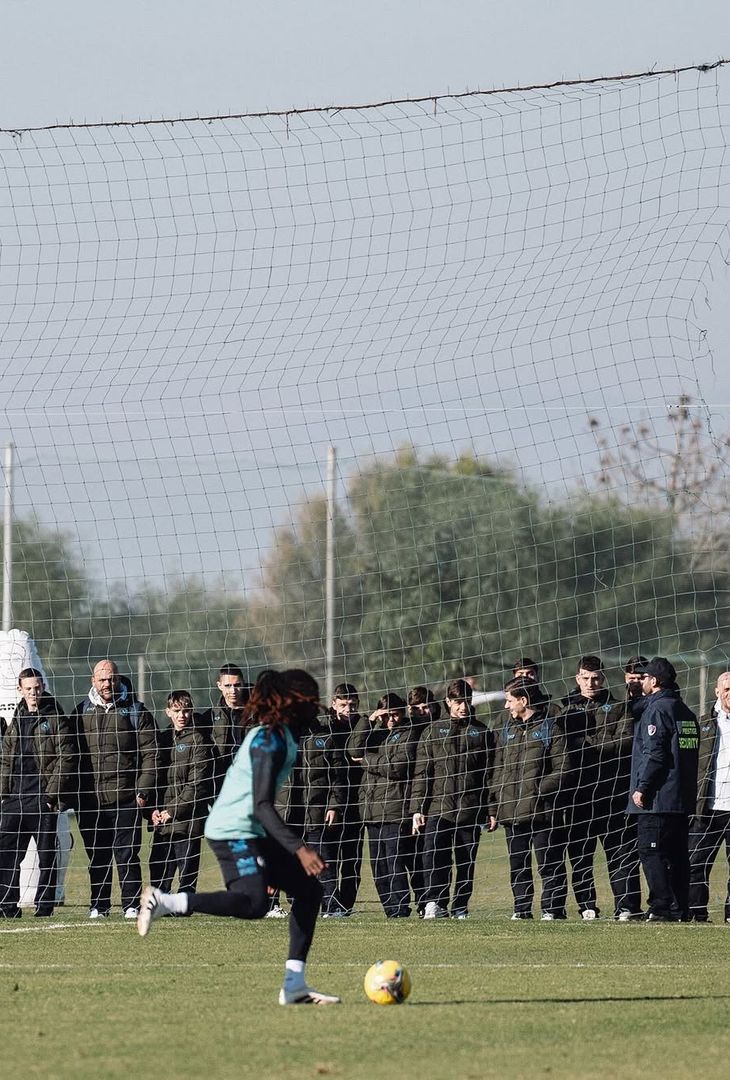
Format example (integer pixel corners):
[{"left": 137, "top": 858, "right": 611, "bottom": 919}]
[{"left": 0, "top": 59, "right": 727, "bottom": 135}]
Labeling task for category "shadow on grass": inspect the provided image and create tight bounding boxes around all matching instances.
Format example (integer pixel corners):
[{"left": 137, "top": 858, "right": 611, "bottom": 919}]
[{"left": 409, "top": 994, "right": 730, "bottom": 1006}]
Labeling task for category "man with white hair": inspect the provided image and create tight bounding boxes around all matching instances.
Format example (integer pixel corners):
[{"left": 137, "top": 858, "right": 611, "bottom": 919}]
[{"left": 688, "top": 671, "right": 730, "bottom": 922}]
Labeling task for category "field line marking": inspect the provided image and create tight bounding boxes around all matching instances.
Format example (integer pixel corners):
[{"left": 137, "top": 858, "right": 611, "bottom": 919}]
[
  {"left": 0, "top": 922, "right": 80, "bottom": 935},
  {"left": 0, "top": 954, "right": 725, "bottom": 973}
]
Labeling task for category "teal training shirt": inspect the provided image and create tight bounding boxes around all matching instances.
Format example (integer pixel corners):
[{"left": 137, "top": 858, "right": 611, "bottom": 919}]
[{"left": 205, "top": 723, "right": 298, "bottom": 842}]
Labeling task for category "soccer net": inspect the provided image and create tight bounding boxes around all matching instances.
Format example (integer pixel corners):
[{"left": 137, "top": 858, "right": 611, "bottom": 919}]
[{"left": 0, "top": 61, "right": 729, "bottom": 916}]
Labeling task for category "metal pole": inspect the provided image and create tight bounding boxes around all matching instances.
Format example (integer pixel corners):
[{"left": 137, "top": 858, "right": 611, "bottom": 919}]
[
  {"left": 325, "top": 446, "right": 336, "bottom": 706},
  {"left": 137, "top": 653, "right": 146, "bottom": 704},
  {"left": 2, "top": 442, "right": 13, "bottom": 633}
]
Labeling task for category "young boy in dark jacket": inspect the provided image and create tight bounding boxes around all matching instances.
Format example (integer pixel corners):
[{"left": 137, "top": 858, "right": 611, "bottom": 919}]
[
  {"left": 410, "top": 679, "right": 496, "bottom": 919},
  {"left": 349, "top": 693, "right": 419, "bottom": 918},
  {"left": 275, "top": 714, "right": 348, "bottom": 916},
  {"left": 490, "top": 678, "right": 569, "bottom": 920},
  {"left": 149, "top": 691, "right": 213, "bottom": 894},
  {"left": 559, "top": 654, "right": 642, "bottom": 919}
]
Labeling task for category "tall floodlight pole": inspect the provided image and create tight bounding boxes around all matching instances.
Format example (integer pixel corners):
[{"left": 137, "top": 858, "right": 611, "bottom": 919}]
[
  {"left": 698, "top": 653, "right": 708, "bottom": 720},
  {"left": 137, "top": 653, "right": 146, "bottom": 704},
  {"left": 2, "top": 442, "right": 13, "bottom": 633},
  {"left": 325, "top": 446, "right": 336, "bottom": 706}
]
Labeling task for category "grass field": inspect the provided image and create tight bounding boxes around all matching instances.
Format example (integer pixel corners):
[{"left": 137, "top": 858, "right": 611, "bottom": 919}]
[{"left": 2, "top": 828, "right": 730, "bottom": 1080}]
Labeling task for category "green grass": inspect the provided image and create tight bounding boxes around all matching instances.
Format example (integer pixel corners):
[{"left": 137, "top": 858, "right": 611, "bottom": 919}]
[{"left": 3, "top": 829, "right": 730, "bottom": 1080}]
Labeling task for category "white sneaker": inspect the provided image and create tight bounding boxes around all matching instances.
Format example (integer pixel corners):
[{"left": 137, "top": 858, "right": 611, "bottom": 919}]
[
  {"left": 322, "top": 910, "right": 347, "bottom": 919},
  {"left": 616, "top": 909, "right": 643, "bottom": 922},
  {"left": 581, "top": 909, "right": 598, "bottom": 921},
  {"left": 451, "top": 910, "right": 470, "bottom": 920},
  {"left": 278, "top": 984, "right": 341, "bottom": 1005},
  {"left": 423, "top": 902, "right": 448, "bottom": 920},
  {"left": 124, "top": 907, "right": 139, "bottom": 920},
  {"left": 137, "top": 886, "right": 168, "bottom": 937},
  {"left": 265, "top": 905, "right": 289, "bottom": 919},
  {"left": 89, "top": 908, "right": 110, "bottom": 920},
  {"left": 540, "top": 912, "right": 556, "bottom": 921}
]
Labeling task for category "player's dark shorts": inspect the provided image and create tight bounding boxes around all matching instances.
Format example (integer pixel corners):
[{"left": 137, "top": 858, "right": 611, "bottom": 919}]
[
  {"left": 190, "top": 836, "right": 323, "bottom": 958},
  {"left": 207, "top": 836, "right": 322, "bottom": 916}
]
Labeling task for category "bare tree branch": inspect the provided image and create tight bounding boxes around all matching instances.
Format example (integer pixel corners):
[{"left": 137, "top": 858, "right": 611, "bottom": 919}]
[{"left": 587, "top": 397, "right": 730, "bottom": 571}]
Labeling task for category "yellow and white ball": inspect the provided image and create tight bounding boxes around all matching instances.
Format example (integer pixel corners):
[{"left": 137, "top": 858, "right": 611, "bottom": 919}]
[{"left": 364, "top": 960, "right": 412, "bottom": 1005}]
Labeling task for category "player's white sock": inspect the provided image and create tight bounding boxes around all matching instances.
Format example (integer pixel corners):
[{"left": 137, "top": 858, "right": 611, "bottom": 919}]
[
  {"left": 284, "top": 959, "right": 306, "bottom": 990},
  {"left": 165, "top": 892, "right": 189, "bottom": 915}
]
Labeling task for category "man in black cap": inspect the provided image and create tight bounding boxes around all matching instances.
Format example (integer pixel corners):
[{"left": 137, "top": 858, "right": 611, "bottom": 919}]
[{"left": 628, "top": 657, "right": 699, "bottom": 922}]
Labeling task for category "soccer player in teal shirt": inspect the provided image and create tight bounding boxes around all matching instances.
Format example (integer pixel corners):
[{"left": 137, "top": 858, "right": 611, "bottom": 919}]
[{"left": 137, "top": 669, "right": 340, "bottom": 1005}]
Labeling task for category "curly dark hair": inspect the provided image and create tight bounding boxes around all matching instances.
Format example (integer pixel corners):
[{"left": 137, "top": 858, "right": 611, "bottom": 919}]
[{"left": 243, "top": 668, "right": 320, "bottom": 730}]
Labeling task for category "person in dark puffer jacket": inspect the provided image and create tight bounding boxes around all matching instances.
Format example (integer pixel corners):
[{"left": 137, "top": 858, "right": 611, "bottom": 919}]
[
  {"left": 405, "top": 687, "right": 442, "bottom": 914},
  {"left": 410, "top": 679, "right": 496, "bottom": 919},
  {"left": 72, "top": 659, "right": 159, "bottom": 919},
  {"left": 628, "top": 657, "right": 699, "bottom": 922},
  {"left": 199, "top": 665, "right": 252, "bottom": 797},
  {"left": 489, "top": 678, "right": 569, "bottom": 920},
  {"left": 348, "top": 693, "right": 419, "bottom": 918},
  {"left": 148, "top": 690, "right": 213, "bottom": 895},
  {"left": 0, "top": 668, "right": 75, "bottom": 917},
  {"left": 559, "top": 654, "right": 644, "bottom": 920},
  {"left": 318, "top": 683, "right": 365, "bottom": 917},
  {"left": 274, "top": 713, "right": 348, "bottom": 916}
]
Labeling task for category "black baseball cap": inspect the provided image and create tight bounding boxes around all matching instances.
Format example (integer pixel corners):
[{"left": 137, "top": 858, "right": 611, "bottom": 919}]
[{"left": 643, "top": 657, "right": 677, "bottom": 686}]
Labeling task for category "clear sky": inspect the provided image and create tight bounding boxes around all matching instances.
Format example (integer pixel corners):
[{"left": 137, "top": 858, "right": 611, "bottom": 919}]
[
  {"left": 2, "top": 1, "right": 729, "bottom": 127},
  {"left": 1, "top": 3, "right": 729, "bottom": 599}
]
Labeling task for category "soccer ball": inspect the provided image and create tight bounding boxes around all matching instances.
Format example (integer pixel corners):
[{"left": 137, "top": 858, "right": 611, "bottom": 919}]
[{"left": 363, "top": 960, "right": 412, "bottom": 1005}]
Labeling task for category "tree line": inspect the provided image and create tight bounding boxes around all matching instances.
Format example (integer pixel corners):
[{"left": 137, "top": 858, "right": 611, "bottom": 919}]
[{"left": 7, "top": 407, "right": 730, "bottom": 718}]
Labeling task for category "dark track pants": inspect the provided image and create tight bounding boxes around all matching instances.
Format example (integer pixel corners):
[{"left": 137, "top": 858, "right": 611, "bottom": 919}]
[
  {"left": 325, "top": 819, "right": 363, "bottom": 914},
  {"left": 0, "top": 797, "right": 58, "bottom": 914},
  {"left": 504, "top": 821, "right": 568, "bottom": 917},
  {"left": 149, "top": 831, "right": 202, "bottom": 894},
  {"left": 304, "top": 825, "right": 339, "bottom": 913},
  {"left": 565, "top": 809, "right": 642, "bottom": 915},
  {"left": 77, "top": 804, "right": 143, "bottom": 912},
  {"left": 190, "top": 837, "right": 322, "bottom": 962},
  {"left": 421, "top": 817, "right": 481, "bottom": 913},
  {"left": 403, "top": 829, "right": 425, "bottom": 913},
  {"left": 688, "top": 811, "right": 730, "bottom": 921},
  {"left": 637, "top": 813, "right": 690, "bottom": 920},
  {"left": 367, "top": 822, "right": 412, "bottom": 917}
]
